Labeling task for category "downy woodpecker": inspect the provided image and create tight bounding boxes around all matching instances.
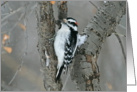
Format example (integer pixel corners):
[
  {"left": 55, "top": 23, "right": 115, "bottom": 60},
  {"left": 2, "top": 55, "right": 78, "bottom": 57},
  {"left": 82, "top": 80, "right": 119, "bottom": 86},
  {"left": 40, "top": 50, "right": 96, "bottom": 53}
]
[{"left": 54, "top": 17, "right": 78, "bottom": 81}]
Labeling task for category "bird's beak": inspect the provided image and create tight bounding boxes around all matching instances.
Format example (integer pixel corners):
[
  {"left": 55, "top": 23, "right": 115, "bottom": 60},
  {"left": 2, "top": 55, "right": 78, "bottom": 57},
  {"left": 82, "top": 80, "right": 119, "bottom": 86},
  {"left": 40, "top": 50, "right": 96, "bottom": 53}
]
[{"left": 63, "top": 18, "right": 68, "bottom": 23}]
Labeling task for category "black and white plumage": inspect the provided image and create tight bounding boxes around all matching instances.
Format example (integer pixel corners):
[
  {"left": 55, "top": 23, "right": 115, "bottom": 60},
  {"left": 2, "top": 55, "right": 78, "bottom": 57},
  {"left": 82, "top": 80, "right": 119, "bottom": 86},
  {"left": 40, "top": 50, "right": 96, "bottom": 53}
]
[{"left": 54, "top": 17, "right": 78, "bottom": 81}]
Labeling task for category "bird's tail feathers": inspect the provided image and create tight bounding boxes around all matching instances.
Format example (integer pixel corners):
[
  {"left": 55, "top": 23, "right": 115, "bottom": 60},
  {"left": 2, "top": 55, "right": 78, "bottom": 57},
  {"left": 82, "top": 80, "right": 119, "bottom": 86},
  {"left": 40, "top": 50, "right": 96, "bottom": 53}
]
[{"left": 55, "top": 65, "right": 64, "bottom": 82}]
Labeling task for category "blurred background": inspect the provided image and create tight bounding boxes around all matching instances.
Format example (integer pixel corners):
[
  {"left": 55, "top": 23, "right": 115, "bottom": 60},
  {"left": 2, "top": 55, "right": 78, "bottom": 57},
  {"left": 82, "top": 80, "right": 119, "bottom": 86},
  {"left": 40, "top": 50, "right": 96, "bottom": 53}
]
[{"left": 1, "top": 1, "right": 126, "bottom": 91}]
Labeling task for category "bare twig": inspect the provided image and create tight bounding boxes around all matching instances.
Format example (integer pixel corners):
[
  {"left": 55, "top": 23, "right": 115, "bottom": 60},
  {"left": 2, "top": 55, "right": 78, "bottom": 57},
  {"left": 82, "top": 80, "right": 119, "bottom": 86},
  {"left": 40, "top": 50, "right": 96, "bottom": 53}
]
[
  {"left": 1, "top": 21, "right": 8, "bottom": 28},
  {"left": 6, "top": 2, "right": 12, "bottom": 11},
  {"left": 61, "top": 71, "right": 70, "bottom": 91},
  {"left": 1, "top": 13, "right": 10, "bottom": 16},
  {"left": 115, "top": 33, "right": 126, "bottom": 63},
  {"left": 8, "top": 60, "right": 24, "bottom": 85},
  {"left": 7, "top": 16, "right": 27, "bottom": 86},
  {"left": 7, "top": 3, "right": 30, "bottom": 86},
  {"left": 9, "top": 13, "right": 25, "bottom": 32},
  {"left": 119, "top": 24, "right": 126, "bottom": 30},
  {"left": 1, "top": 1, "right": 8, "bottom": 6},
  {"left": 1, "top": 12, "right": 25, "bottom": 48},
  {"left": 57, "top": 1, "right": 68, "bottom": 20},
  {"left": 89, "top": 1, "right": 99, "bottom": 10},
  {"left": 115, "top": 32, "right": 126, "bottom": 37},
  {"left": 1, "top": 7, "right": 24, "bottom": 22}
]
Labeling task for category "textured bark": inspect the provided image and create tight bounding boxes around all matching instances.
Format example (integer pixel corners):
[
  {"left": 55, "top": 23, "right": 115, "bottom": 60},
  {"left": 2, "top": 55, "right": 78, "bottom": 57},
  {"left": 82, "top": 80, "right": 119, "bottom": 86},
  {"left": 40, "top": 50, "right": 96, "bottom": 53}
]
[
  {"left": 36, "top": 1, "right": 68, "bottom": 91},
  {"left": 57, "top": 1, "right": 68, "bottom": 20},
  {"left": 70, "top": 1, "right": 126, "bottom": 91},
  {"left": 56, "top": 1, "right": 68, "bottom": 27},
  {"left": 36, "top": 1, "right": 62, "bottom": 91}
]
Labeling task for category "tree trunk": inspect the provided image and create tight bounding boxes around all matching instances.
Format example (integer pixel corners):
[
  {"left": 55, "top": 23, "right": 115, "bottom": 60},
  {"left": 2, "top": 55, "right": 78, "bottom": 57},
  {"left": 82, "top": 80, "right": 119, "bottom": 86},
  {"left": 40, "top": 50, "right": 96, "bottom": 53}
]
[
  {"left": 36, "top": 1, "right": 68, "bottom": 91},
  {"left": 36, "top": 1, "right": 62, "bottom": 91}
]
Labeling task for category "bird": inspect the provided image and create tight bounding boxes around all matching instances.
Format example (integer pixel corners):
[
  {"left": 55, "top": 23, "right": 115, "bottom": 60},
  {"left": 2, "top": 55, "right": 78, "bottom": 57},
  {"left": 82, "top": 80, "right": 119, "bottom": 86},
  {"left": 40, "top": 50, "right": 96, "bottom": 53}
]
[{"left": 54, "top": 17, "right": 78, "bottom": 81}]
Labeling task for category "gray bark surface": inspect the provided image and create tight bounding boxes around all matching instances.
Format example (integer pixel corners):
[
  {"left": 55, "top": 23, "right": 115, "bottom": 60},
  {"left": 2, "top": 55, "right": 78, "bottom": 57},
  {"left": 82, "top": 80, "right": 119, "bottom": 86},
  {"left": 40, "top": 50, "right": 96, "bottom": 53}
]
[
  {"left": 36, "top": 1, "right": 62, "bottom": 91},
  {"left": 70, "top": 1, "right": 126, "bottom": 91}
]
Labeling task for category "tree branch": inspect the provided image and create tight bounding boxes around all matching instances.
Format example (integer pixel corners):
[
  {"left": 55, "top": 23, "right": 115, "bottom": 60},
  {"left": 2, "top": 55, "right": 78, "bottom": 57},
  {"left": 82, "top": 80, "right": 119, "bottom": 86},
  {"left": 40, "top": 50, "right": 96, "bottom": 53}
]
[
  {"left": 115, "top": 33, "right": 126, "bottom": 63},
  {"left": 71, "top": 1, "right": 126, "bottom": 91},
  {"left": 1, "top": 7, "right": 24, "bottom": 22},
  {"left": 56, "top": 1, "right": 68, "bottom": 26},
  {"left": 89, "top": 1, "right": 99, "bottom": 10},
  {"left": 57, "top": 1, "right": 68, "bottom": 20},
  {"left": 1, "top": 1, "right": 8, "bottom": 6}
]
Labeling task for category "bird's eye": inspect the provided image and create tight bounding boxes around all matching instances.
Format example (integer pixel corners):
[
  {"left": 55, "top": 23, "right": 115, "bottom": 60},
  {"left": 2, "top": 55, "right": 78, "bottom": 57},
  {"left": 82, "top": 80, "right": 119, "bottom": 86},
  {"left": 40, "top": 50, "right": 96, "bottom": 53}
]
[
  {"left": 68, "top": 21, "right": 71, "bottom": 23},
  {"left": 68, "top": 21, "right": 73, "bottom": 24},
  {"left": 68, "top": 21, "right": 77, "bottom": 26}
]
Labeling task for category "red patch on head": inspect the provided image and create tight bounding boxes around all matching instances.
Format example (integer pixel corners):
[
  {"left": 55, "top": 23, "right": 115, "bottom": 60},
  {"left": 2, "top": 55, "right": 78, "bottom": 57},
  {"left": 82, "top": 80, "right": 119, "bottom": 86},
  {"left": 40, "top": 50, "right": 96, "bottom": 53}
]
[{"left": 75, "top": 22, "right": 78, "bottom": 25}]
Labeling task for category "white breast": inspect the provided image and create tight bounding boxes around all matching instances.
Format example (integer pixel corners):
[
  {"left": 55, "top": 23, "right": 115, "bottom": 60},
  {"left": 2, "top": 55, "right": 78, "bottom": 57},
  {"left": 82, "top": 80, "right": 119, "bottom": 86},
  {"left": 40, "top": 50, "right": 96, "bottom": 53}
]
[{"left": 54, "top": 24, "right": 70, "bottom": 68}]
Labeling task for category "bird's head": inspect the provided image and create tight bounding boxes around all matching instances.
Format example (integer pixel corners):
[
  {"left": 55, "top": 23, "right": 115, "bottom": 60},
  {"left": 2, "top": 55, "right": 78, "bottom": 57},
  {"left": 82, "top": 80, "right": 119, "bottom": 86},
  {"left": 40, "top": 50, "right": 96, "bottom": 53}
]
[{"left": 63, "top": 17, "right": 78, "bottom": 31}]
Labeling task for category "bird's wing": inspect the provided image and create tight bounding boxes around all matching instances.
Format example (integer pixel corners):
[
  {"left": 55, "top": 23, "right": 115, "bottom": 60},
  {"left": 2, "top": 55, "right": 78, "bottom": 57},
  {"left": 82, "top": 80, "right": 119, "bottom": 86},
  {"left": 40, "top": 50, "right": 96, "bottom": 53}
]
[{"left": 64, "top": 31, "right": 78, "bottom": 64}]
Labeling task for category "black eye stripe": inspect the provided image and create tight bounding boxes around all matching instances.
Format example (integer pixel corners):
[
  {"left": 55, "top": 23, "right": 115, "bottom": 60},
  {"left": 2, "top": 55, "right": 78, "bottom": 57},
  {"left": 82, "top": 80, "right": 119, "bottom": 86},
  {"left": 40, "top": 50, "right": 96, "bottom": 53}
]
[
  {"left": 71, "top": 23, "right": 76, "bottom": 26},
  {"left": 68, "top": 21, "right": 72, "bottom": 23},
  {"left": 68, "top": 21, "right": 75, "bottom": 25}
]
